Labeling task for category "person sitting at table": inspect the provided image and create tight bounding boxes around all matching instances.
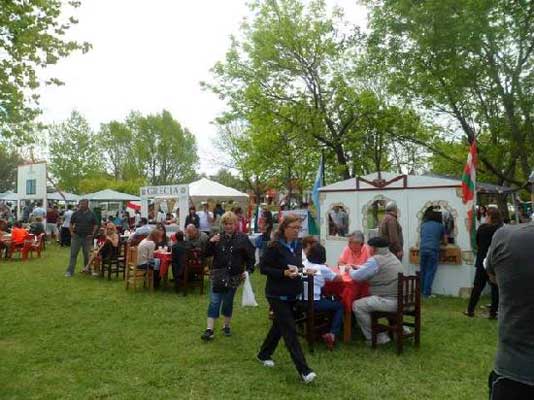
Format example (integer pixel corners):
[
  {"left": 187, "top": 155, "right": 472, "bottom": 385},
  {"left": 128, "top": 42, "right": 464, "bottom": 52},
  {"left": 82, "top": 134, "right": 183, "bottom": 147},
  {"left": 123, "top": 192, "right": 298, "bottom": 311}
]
[
  {"left": 301, "top": 235, "right": 318, "bottom": 264},
  {"left": 128, "top": 218, "right": 150, "bottom": 246},
  {"left": 184, "top": 224, "right": 208, "bottom": 255},
  {"left": 338, "top": 230, "right": 371, "bottom": 267},
  {"left": 155, "top": 222, "right": 168, "bottom": 248},
  {"left": 100, "top": 223, "right": 119, "bottom": 260},
  {"left": 303, "top": 243, "right": 344, "bottom": 350},
  {"left": 9, "top": 221, "right": 30, "bottom": 257},
  {"left": 137, "top": 229, "right": 163, "bottom": 289},
  {"left": 349, "top": 236, "right": 403, "bottom": 345},
  {"left": 0, "top": 220, "right": 10, "bottom": 258},
  {"left": 171, "top": 230, "right": 187, "bottom": 291},
  {"left": 29, "top": 216, "right": 45, "bottom": 236},
  {"left": 11, "top": 221, "right": 29, "bottom": 245}
]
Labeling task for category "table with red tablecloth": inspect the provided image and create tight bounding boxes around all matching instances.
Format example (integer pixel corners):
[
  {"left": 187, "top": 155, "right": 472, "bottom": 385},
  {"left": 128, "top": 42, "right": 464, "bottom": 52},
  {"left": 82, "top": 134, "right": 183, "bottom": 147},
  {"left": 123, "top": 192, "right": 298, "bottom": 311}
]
[
  {"left": 323, "top": 266, "right": 369, "bottom": 343},
  {"left": 153, "top": 250, "right": 172, "bottom": 281}
]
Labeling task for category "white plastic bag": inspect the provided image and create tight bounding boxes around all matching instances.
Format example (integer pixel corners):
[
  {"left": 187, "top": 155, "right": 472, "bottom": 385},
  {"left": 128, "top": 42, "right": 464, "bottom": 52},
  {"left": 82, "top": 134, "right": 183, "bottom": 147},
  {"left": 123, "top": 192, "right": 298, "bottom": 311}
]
[{"left": 241, "top": 271, "right": 258, "bottom": 307}]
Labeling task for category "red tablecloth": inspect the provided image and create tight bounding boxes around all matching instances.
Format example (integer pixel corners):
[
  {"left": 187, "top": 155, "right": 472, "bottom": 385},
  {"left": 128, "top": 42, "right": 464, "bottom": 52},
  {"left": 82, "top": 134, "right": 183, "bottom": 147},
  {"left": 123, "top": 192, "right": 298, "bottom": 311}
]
[
  {"left": 323, "top": 266, "right": 370, "bottom": 312},
  {"left": 154, "top": 251, "right": 172, "bottom": 278}
]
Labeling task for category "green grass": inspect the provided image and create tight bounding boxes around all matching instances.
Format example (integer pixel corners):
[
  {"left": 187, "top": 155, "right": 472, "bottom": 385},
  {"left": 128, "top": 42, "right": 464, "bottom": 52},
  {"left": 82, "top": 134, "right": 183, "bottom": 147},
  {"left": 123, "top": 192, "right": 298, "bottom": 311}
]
[{"left": 0, "top": 245, "right": 497, "bottom": 399}]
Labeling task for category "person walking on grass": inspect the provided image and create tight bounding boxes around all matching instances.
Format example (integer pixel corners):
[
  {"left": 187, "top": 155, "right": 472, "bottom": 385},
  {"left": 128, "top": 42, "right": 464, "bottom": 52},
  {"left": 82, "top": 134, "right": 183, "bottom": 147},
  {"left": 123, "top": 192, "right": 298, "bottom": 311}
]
[
  {"left": 256, "top": 214, "right": 316, "bottom": 384},
  {"left": 201, "top": 211, "right": 255, "bottom": 341},
  {"left": 464, "top": 207, "right": 503, "bottom": 319},
  {"left": 64, "top": 199, "right": 97, "bottom": 277}
]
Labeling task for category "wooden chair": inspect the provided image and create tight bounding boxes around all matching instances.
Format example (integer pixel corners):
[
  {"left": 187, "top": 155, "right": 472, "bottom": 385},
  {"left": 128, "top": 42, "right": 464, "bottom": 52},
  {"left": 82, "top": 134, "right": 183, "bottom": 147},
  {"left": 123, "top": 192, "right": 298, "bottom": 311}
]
[
  {"left": 124, "top": 246, "right": 153, "bottom": 291},
  {"left": 26, "top": 234, "right": 45, "bottom": 259},
  {"left": 370, "top": 272, "right": 421, "bottom": 355},
  {"left": 176, "top": 248, "right": 205, "bottom": 295},
  {"left": 101, "top": 241, "right": 127, "bottom": 280},
  {"left": 295, "top": 274, "right": 331, "bottom": 353}
]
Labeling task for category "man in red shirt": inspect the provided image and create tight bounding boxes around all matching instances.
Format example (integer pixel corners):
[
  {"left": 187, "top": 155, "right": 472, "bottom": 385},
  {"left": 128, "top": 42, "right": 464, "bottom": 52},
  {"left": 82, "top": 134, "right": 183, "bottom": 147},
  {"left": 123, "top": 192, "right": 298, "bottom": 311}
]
[{"left": 46, "top": 205, "right": 60, "bottom": 240}]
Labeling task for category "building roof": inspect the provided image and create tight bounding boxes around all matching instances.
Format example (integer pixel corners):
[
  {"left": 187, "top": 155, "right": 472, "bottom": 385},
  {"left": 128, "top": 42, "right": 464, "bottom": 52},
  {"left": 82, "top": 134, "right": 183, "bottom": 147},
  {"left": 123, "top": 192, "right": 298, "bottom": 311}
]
[
  {"left": 84, "top": 189, "right": 141, "bottom": 202},
  {"left": 319, "top": 172, "right": 512, "bottom": 193}
]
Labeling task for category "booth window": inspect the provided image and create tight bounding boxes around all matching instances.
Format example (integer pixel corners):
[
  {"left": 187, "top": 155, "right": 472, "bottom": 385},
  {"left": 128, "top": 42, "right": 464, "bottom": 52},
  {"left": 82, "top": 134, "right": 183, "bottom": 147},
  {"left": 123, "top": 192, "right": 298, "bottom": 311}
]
[
  {"left": 327, "top": 204, "right": 350, "bottom": 237},
  {"left": 26, "top": 179, "right": 36, "bottom": 195}
]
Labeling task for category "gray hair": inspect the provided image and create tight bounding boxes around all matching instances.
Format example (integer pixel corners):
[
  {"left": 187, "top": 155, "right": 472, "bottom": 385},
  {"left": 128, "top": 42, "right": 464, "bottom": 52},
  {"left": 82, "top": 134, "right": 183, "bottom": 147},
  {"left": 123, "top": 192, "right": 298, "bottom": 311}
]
[
  {"left": 385, "top": 201, "right": 397, "bottom": 212},
  {"left": 374, "top": 247, "right": 390, "bottom": 256},
  {"left": 348, "top": 230, "right": 365, "bottom": 243}
]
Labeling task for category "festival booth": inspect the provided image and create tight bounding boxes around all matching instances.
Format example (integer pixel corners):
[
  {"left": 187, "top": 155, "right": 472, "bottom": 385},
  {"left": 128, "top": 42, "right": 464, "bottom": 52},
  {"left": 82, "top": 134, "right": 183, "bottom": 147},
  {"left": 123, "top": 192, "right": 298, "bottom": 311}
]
[
  {"left": 140, "top": 185, "right": 189, "bottom": 228},
  {"left": 188, "top": 178, "right": 249, "bottom": 207},
  {"left": 319, "top": 172, "right": 478, "bottom": 297},
  {"left": 47, "top": 191, "right": 80, "bottom": 203},
  {"left": 85, "top": 189, "right": 141, "bottom": 220}
]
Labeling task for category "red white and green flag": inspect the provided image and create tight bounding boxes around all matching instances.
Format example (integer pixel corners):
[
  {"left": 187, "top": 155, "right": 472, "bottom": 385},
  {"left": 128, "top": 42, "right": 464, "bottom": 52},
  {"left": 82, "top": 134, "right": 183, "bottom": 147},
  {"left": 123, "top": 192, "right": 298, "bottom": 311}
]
[{"left": 461, "top": 141, "right": 477, "bottom": 250}]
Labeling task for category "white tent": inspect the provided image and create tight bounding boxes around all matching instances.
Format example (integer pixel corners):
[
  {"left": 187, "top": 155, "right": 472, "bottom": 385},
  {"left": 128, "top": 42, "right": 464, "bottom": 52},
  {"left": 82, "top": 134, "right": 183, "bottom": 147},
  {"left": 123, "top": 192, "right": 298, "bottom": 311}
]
[
  {"left": 47, "top": 191, "right": 80, "bottom": 202},
  {"left": 84, "top": 189, "right": 140, "bottom": 202},
  {"left": 0, "top": 191, "right": 18, "bottom": 201},
  {"left": 188, "top": 178, "right": 248, "bottom": 203}
]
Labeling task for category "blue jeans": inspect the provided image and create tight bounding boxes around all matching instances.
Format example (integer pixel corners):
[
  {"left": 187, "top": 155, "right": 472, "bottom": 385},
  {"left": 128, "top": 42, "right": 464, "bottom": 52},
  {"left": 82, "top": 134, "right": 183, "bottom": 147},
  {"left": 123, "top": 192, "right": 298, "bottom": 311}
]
[
  {"left": 420, "top": 250, "right": 439, "bottom": 297},
  {"left": 314, "top": 298, "right": 344, "bottom": 336},
  {"left": 207, "top": 287, "right": 237, "bottom": 319}
]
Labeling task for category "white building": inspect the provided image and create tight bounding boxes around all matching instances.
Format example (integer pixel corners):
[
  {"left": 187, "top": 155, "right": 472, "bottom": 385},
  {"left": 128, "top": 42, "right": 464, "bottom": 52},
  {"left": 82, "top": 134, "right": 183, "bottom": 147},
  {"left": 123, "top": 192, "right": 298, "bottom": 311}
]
[{"left": 319, "top": 172, "right": 477, "bottom": 296}]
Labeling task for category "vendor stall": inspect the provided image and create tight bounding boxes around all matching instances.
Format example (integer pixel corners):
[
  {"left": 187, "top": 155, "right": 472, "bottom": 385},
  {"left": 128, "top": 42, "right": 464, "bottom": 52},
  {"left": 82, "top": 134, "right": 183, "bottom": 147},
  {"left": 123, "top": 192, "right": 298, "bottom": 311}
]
[{"left": 318, "top": 172, "right": 506, "bottom": 297}]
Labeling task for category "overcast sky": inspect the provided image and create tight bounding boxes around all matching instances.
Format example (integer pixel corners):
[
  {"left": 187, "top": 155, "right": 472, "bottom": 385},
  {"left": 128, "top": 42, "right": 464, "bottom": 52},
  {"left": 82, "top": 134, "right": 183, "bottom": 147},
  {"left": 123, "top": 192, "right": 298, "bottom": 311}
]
[{"left": 38, "top": 0, "right": 367, "bottom": 174}]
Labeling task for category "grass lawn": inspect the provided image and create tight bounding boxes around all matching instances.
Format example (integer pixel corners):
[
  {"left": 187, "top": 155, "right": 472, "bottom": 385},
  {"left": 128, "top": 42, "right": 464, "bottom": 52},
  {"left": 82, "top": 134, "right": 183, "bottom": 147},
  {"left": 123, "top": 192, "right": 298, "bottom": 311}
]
[{"left": 0, "top": 245, "right": 497, "bottom": 399}]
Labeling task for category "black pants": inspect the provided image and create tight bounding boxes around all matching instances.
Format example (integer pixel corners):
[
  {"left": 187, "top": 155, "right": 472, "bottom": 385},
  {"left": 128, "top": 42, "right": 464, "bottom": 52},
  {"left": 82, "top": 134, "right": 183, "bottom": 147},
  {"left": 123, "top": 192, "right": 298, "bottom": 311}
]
[
  {"left": 258, "top": 298, "right": 311, "bottom": 375},
  {"left": 467, "top": 265, "right": 499, "bottom": 316},
  {"left": 489, "top": 370, "right": 534, "bottom": 399},
  {"left": 60, "top": 227, "right": 71, "bottom": 247}
]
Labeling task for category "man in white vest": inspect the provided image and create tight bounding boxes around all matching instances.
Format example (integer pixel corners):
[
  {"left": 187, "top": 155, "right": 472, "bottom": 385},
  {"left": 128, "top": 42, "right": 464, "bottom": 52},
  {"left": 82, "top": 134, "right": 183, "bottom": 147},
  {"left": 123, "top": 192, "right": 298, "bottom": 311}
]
[{"left": 349, "top": 236, "right": 403, "bottom": 345}]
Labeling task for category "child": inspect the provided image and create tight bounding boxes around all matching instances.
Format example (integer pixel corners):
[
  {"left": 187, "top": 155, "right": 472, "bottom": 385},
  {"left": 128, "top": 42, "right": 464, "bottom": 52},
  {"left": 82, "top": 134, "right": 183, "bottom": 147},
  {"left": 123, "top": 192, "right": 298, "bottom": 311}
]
[{"left": 303, "top": 243, "right": 344, "bottom": 350}]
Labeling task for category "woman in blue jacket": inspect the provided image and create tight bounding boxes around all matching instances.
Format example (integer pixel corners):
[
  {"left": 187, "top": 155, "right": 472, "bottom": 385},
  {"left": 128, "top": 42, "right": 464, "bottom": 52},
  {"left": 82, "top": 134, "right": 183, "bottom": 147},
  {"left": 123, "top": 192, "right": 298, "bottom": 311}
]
[{"left": 257, "top": 214, "right": 316, "bottom": 384}]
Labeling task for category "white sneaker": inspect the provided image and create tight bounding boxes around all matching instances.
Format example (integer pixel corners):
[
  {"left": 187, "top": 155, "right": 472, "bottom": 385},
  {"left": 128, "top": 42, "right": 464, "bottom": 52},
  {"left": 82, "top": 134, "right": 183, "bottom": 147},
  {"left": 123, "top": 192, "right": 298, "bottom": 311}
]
[
  {"left": 367, "top": 333, "right": 391, "bottom": 346},
  {"left": 403, "top": 326, "right": 412, "bottom": 335},
  {"left": 64, "top": 272, "right": 73, "bottom": 277},
  {"left": 301, "top": 371, "right": 317, "bottom": 384},
  {"left": 257, "top": 356, "right": 275, "bottom": 367}
]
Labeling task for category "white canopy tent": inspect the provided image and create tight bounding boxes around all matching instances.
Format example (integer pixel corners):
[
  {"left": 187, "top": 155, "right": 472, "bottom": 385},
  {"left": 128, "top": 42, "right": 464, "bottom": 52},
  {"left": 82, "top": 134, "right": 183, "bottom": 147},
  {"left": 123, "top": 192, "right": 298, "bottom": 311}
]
[
  {"left": 84, "top": 189, "right": 140, "bottom": 202},
  {"left": 0, "top": 191, "right": 19, "bottom": 201},
  {"left": 188, "top": 178, "right": 248, "bottom": 203},
  {"left": 47, "top": 191, "right": 80, "bottom": 202}
]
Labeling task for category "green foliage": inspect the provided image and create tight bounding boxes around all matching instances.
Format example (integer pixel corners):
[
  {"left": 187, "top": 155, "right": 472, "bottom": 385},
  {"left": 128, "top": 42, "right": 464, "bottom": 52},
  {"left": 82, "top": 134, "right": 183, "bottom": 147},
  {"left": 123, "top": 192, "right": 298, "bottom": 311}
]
[
  {"left": 125, "top": 110, "right": 199, "bottom": 185},
  {"left": 0, "top": 0, "right": 91, "bottom": 141},
  {"left": 364, "top": 0, "right": 534, "bottom": 186},
  {"left": 0, "top": 144, "right": 23, "bottom": 192},
  {"left": 206, "top": 0, "right": 430, "bottom": 187},
  {"left": 209, "top": 168, "right": 248, "bottom": 193},
  {"left": 48, "top": 111, "right": 104, "bottom": 192},
  {"left": 78, "top": 175, "right": 146, "bottom": 196},
  {"left": 1, "top": 246, "right": 497, "bottom": 399}
]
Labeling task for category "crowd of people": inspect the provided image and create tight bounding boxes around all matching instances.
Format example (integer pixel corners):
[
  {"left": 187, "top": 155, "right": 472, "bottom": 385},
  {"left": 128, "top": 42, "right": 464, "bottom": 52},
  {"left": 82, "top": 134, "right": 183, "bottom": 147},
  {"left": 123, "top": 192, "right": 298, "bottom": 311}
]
[{"left": 3, "top": 195, "right": 532, "bottom": 395}]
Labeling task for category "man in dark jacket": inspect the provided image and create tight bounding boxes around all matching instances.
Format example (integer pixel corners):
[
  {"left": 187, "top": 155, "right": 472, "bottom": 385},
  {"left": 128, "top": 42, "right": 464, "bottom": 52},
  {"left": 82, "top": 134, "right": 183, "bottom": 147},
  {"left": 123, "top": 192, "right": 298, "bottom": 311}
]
[
  {"left": 201, "top": 211, "right": 255, "bottom": 341},
  {"left": 379, "top": 201, "right": 404, "bottom": 260}
]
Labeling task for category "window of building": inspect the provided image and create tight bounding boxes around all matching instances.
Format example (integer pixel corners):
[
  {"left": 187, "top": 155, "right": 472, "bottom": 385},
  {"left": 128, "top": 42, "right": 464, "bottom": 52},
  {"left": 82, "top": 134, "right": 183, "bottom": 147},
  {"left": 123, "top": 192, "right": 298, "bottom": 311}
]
[{"left": 26, "top": 179, "right": 36, "bottom": 195}]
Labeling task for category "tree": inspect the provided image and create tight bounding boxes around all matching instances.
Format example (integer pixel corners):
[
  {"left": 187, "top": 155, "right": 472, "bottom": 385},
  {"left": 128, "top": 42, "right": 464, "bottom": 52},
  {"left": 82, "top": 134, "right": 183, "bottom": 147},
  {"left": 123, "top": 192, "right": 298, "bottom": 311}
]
[
  {"left": 0, "top": 144, "right": 23, "bottom": 192},
  {"left": 364, "top": 0, "right": 534, "bottom": 186},
  {"left": 206, "top": 0, "right": 429, "bottom": 181},
  {"left": 127, "top": 110, "right": 199, "bottom": 185},
  {"left": 48, "top": 111, "right": 104, "bottom": 192},
  {"left": 0, "top": 1, "right": 91, "bottom": 141},
  {"left": 97, "top": 121, "right": 133, "bottom": 180},
  {"left": 209, "top": 168, "right": 248, "bottom": 193}
]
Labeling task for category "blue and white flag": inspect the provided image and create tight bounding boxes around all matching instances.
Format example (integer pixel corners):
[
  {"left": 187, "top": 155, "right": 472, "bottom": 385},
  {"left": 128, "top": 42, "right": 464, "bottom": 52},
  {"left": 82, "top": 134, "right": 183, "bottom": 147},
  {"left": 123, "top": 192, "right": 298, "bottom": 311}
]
[{"left": 311, "top": 154, "right": 324, "bottom": 227}]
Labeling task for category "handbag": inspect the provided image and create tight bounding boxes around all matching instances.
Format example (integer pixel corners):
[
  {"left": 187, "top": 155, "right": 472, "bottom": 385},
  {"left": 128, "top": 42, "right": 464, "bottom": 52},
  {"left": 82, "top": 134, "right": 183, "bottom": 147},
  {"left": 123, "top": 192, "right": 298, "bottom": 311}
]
[{"left": 211, "top": 268, "right": 231, "bottom": 293}]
